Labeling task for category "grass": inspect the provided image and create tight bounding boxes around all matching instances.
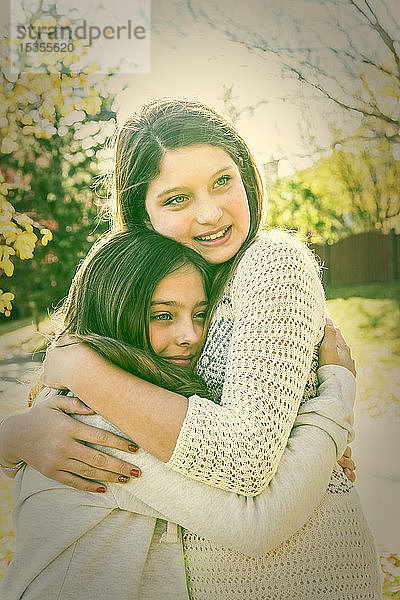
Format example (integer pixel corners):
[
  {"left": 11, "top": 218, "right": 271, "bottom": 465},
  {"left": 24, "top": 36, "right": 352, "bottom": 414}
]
[
  {"left": 0, "top": 281, "right": 399, "bottom": 596},
  {"left": 326, "top": 281, "right": 400, "bottom": 302},
  {"left": 0, "top": 312, "right": 48, "bottom": 336},
  {"left": 326, "top": 283, "right": 399, "bottom": 417}
]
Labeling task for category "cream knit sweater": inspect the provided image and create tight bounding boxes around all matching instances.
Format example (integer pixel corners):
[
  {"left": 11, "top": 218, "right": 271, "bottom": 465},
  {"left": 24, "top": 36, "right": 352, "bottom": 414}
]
[{"left": 167, "top": 231, "right": 331, "bottom": 494}]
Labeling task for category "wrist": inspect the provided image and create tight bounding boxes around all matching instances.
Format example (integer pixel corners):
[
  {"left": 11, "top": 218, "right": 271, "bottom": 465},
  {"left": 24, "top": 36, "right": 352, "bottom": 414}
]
[
  {"left": 56, "top": 342, "right": 89, "bottom": 393},
  {"left": 318, "top": 364, "right": 356, "bottom": 383},
  {"left": 317, "top": 364, "right": 356, "bottom": 413},
  {"left": 0, "top": 412, "right": 27, "bottom": 466},
  {"left": 66, "top": 344, "right": 99, "bottom": 396}
]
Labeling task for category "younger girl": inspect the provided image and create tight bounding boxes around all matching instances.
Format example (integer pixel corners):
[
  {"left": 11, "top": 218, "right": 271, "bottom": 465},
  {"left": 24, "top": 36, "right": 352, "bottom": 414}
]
[{"left": 2, "top": 229, "right": 356, "bottom": 600}]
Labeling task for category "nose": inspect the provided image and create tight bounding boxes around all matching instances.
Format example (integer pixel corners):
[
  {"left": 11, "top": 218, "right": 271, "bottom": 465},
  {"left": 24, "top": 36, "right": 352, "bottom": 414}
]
[
  {"left": 195, "top": 194, "right": 223, "bottom": 226},
  {"left": 175, "top": 317, "right": 200, "bottom": 347}
]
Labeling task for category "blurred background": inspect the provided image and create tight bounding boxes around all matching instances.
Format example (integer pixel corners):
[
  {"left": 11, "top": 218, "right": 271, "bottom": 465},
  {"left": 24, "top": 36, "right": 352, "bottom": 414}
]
[{"left": 0, "top": 0, "right": 399, "bottom": 596}]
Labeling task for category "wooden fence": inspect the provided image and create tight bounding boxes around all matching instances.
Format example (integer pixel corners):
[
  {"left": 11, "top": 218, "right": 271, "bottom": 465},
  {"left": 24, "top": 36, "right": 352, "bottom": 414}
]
[{"left": 310, "top": 230, "right": 399, "bottom": 287}]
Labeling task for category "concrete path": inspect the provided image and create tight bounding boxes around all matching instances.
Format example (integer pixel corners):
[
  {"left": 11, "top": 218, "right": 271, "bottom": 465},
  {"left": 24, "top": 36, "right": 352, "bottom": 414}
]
[{"left": 352, "top": 402, "right": 400, "bottom": 554}]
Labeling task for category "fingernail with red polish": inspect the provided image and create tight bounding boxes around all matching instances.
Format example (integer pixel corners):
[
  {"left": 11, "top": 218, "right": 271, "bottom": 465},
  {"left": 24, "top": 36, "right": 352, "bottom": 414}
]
[
  {"left": 128, "top": 444, "right": 138, "bottom": 453},
  {"left": 130, "top": 468, "right": 141, "bottom": 478},
  {"left": 97, "top": 486, "right": 106, "bottom": 493}
]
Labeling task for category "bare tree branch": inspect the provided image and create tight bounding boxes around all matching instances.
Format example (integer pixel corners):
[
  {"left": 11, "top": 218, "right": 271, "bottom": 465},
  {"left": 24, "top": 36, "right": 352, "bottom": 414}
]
[{"left": 183, "top": 0, "right": 400, "bottom": 140}]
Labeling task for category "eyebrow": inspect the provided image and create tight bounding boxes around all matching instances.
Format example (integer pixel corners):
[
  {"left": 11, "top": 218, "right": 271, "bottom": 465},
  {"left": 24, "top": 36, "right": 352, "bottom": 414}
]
[
  {"left": 150, "top": 300, "right": 208, "bottom": 307},
  {"left": 157, "top": 166, "right": 234, "bottom": 199}
]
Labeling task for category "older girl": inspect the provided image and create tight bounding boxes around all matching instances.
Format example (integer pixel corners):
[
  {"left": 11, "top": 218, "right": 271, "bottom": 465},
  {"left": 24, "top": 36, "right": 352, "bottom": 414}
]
[{"left": 1, "top": 98, "right": 381, "bottom": 598}]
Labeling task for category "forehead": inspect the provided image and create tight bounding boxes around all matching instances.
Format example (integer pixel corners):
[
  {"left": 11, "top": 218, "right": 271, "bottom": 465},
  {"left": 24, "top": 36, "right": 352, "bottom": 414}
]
[
  {"left": 152, "top": 265, "right": 207, "bottom": 302},
  {"left": 151, "top": 144, "right": 237, "bottom": 188}
]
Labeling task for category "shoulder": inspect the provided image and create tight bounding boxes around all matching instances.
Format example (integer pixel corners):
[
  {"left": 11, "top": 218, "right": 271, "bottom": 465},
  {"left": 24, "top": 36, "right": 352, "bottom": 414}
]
[{"left": 234, "top": 229, "right": 321, "bottom": 280}]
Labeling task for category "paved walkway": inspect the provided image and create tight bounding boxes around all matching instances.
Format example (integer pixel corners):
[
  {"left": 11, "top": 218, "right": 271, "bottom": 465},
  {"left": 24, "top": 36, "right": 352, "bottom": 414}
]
[{"left": 352, "top": 403, "right": 399, "bottom": 553}]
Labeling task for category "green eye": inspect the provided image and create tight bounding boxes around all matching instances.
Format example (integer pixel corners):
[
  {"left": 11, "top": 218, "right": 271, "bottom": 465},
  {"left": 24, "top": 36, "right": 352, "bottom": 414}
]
[
  {"left": 195, "top": 311, "right": 207, "bottom": 320},
  {"left": 214, "top": 175, "right": 231, "bottom": 188},
  {"left": 165, "top": 195, "right": 187, "bottom": 206},
  {"left": 151, "top": 313, "right": 172, "bottom": 321}
]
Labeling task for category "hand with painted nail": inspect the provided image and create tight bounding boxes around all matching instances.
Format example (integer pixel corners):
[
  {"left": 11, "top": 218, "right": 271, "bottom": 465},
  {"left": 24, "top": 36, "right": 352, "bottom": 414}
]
[
  {"left": 338, "top": 446, "right": 356, "bottom": 483},
  {"left": 0, "top": 389, "right": 141, "bottom": 493}
]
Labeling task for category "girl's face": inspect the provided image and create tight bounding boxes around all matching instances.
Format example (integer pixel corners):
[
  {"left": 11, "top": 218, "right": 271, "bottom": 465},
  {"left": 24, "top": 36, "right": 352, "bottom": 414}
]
[
  {"left": 145, "top": 144, "right": 250, "bottom": 264},
  {"left": 149, "top": 265, "right": 208, "bottom": 365}
]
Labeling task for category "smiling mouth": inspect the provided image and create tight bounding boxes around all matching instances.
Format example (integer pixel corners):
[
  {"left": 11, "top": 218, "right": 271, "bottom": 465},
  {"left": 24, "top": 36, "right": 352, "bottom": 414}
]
[
  {"left": 164, "top": 356, "right": 195, "bottom": 363},
  {"left": 195, "top": 225, "right": 231, "bottom": 242}
]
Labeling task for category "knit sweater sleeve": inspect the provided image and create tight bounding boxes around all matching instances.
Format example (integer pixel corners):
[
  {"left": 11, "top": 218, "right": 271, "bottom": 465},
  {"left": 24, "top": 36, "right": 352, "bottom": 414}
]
[
  {"left": 108, "top": 365, "right": 355, "bottom": 557},
  {"left": 166, "top": 232, "right": 326, "bottom": 495}
]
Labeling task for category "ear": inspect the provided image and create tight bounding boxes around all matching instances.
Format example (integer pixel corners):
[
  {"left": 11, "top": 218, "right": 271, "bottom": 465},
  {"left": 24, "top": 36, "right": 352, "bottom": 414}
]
[
  {"left": 143, "top": 213, "right": 155, "bottom": 231},
  {"left": 143, "top": 211, "right": 154, "bottom": 230},
  {"left": 238, "top": 156, "right": 244, "bottom": 167}
]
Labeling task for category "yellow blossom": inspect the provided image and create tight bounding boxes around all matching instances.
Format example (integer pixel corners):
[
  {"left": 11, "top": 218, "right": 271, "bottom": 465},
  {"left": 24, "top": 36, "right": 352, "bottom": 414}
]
[
  {"left": 33, "top": 15, "right": 56, "bottom": 28},
  {"left": 0, "top": 182, "right": 9, "bottom": 195},
  {"left": 14, "top": 231, "right": 37, "bottom": 259},
  {"left": 59, "top": 16, "right": 71, "bottom": 27},
  {"left": 47, "top": 65, "right": 60, "bottom": 76},
  {"left": 20, "top": 114, "right": 33, "bottom": 125},
  {"left": 1, "top": 138, "right": 18, "bottom": 154},
  {"left": 40, "top": 228, "right": 53, "bottom": 246},
  {"left": 0, "top": 199, "right": 15, "bottom": 216},
  {"left": 13, "top": 83, "right": 32, "bottom": 102},
  {"left": 84, "top": 95, "right": 101, "bottom": 115},
  {"left": 14, "top": 214, "right": 33, "bottom": 230},
  {"left": 39, "top": 101, "right": 55, "bottom": 120},
  {"left": 0, "top": 222, "right": 19, "bottom": 244},
  {"left": 83, "top": 63, "right": 101, "bottom": 74},
  {"left": 0, "top": 290, "right": 15, "bottom": 314},
  {"left": 0, "top": 245, "right": 15, "bottom": 276},
  {"left": 41, "top": 51, "right": 58, "bottom": 66},
  {"left": 22, "top": 125, "right": 35, "bottom": 135},
  {"left": 31, "top": 74, "right": 52, "bottom": 95},
  {"left": 62, "top": 52, "right": 80, "bottom": 68}
]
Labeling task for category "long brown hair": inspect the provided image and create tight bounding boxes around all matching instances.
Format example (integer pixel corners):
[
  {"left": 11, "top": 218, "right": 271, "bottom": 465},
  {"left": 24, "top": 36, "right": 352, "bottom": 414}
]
[{"left": 111, "top": 98, "right": 266, "bottom": 302}]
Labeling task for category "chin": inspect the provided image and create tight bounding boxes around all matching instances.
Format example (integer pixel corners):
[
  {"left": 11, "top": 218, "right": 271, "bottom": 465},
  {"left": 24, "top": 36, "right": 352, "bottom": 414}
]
[{"left": 203, "top": 243, "right": 242, "bottom": 264}]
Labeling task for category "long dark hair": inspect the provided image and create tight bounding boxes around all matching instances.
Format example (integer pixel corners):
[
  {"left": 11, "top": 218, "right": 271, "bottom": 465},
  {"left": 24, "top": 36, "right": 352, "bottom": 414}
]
[
  {"left": 111, "top": 98, "right": 266, "bottom": 302},
  {"left": 51, "top": 230, "right": 212, "bottom": 398}
]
